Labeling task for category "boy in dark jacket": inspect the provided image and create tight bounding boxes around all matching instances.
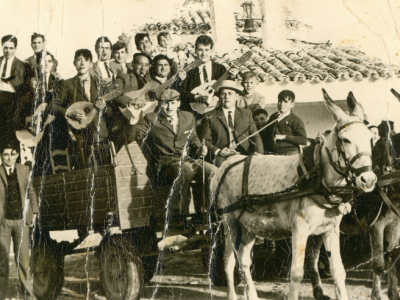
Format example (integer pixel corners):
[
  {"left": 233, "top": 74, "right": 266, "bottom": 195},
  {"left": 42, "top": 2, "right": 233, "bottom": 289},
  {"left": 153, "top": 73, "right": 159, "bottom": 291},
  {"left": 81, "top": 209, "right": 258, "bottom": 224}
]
[{"left": 269, "top": 90, "right": 307, "bottom": 155}]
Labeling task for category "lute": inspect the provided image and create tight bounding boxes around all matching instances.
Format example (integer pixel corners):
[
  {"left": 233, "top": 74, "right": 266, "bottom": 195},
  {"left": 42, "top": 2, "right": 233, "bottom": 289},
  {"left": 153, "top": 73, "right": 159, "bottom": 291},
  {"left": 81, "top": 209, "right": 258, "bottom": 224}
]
[
  {"left": 66, "top": 87, "right": 123, "bottom": 130},
  {"left": 119, "top": 59, "right": 203, "bottom": 121}
]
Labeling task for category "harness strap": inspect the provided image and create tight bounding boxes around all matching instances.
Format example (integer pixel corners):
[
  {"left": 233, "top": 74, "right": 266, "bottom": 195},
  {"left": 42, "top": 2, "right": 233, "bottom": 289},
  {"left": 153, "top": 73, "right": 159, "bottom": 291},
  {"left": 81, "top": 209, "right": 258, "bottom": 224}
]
[
  {"left": 377, "top": 183, "right": 400, "bottom": 218},
  {"left": 241, "top": 155, "right": 253, "bottom": 197},
  {"left": 299, "top": 153, "right": 310, "bottom": 180},
  {"left": 214, "top": 157, "right": 248, "bottom": 209}
]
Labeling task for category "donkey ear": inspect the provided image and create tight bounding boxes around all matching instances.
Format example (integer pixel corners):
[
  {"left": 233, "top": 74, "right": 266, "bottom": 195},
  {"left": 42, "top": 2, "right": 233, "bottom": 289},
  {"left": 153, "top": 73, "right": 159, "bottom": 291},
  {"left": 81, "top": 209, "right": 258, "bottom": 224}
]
[
  {"left": 322, "top": 88, "right": 346, "bottom": 122},
  {"left": 347, "top": 92, "right": 364, "bottom": 121}
]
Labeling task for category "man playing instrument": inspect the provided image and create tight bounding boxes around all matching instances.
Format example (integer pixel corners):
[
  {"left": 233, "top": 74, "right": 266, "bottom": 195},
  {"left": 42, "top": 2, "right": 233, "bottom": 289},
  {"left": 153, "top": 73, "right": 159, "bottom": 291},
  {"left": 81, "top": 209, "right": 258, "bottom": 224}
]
[
  {"left": 53, "top": 49, "right": 113, "bottom": 169},
  {"left": 135, "top": 89, "right": 217, "bottom": 227},
  {"left": 198, "top": 80, "right": 263, "bottom": 167},
  {"left": 179, "top": 35, "right": 226, "bottom": 118}
]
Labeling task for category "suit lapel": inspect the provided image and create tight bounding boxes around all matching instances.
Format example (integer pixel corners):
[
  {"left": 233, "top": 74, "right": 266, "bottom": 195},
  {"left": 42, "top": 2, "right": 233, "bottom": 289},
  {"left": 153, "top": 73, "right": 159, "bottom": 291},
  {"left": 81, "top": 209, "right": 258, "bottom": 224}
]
[
  {"left": 0, "top": 166, "right": 7, "bottom": 186},
  {"left": 159, "top": 114, "right": 175, "bottom": 135},
  {"left": 90, "top": 76, "right": 99, "bottom": 102},
  {"left": 216, "top": 109, "right": 230, "bottom": 136},
  {"left": 15, "top": 164, "right": 25, "bottom": 207}
]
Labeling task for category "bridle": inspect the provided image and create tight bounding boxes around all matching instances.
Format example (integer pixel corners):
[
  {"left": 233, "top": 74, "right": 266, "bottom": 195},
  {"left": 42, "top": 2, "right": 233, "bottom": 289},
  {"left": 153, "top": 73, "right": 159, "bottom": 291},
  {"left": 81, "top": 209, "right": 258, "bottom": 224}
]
[{"left": 324, "top": 121, "right": 373, "bottom": 186}]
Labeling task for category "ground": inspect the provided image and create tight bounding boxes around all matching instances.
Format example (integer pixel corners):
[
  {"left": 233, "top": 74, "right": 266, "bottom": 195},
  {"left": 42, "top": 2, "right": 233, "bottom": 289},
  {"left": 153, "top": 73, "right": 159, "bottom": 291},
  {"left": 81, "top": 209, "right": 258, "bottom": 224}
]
[{"left": 5, "top": 235, "right": 394, "bottom": 300}]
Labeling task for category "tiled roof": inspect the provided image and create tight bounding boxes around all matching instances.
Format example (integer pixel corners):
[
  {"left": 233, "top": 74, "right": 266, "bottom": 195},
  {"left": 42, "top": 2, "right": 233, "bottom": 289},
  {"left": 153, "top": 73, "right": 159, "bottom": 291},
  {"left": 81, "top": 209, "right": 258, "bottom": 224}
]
[
  {"left": 138, "top": 10, "right": 212, "bottom": 35},
  {"left": 211, "top": 39, "right": 400, "bottom": 83}
]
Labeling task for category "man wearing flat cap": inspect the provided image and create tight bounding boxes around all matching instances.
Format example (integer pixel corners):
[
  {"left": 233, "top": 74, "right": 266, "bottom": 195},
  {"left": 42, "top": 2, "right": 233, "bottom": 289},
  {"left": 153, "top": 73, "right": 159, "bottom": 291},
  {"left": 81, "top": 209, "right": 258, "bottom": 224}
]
[
  {"left": 198, "top": 80, "right": 264, "bottom": 167},
  {"left": 135, "top": 89, "right": 217, "bottom": 227}
]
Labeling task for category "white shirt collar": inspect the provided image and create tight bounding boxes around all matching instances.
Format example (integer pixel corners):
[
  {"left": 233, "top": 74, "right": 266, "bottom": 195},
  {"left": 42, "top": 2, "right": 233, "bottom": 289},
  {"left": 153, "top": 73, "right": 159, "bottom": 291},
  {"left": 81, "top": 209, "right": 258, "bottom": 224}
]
[
  {"left": 78, "top": 73, "right": 90, "bottom": 81},
  {"left": 4, "top": 165, "right": 14, "bottom": 174}
]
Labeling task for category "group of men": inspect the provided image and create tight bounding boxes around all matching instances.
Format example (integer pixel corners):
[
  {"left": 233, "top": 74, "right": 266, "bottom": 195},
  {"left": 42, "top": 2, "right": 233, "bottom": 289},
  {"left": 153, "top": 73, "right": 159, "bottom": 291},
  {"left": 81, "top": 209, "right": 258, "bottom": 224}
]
[{"left": 0, "top": 32, "right": 309, "bottom": 299}]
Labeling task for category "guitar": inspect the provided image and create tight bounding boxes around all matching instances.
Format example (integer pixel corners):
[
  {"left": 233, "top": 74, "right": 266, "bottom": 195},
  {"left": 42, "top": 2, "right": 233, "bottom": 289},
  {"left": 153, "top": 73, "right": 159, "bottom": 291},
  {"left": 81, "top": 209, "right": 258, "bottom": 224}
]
[
  {"left": 119, "top": 59, "right": 203, "bottom": 121},
  {"left": 16, "top": 103, "right": 56, "bottom": 147},
  {"left": 66, "top": 87, "right": 123, "bottom": 130},
  {"left": 190, "top": 50, "right": 253, "bottom": 114}
]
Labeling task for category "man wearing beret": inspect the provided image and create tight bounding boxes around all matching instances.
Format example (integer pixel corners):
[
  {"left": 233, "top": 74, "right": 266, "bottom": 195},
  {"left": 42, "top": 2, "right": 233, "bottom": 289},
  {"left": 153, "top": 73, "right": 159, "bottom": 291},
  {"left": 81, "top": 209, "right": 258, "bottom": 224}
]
[
  {"left": 198, "top": 80, "right": 264, "bottom": 167},
  {"left": 135, "top": 89, "right": 217, "bottom": 227}
]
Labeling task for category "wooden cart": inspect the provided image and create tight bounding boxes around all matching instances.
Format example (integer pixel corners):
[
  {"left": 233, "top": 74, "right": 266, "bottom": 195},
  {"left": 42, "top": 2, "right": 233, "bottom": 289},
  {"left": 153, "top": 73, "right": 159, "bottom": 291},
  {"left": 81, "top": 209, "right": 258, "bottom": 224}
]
[{"left": 31, "top": 142, "right": 235, "bottom": 300}]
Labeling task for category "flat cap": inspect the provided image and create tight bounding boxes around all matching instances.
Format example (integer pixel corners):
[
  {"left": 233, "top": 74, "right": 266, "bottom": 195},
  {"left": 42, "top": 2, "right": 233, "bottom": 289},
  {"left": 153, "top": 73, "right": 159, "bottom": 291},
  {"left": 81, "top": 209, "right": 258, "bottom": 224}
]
[{"left": 159, "top": 89, "right": 180, "bottom": 102}]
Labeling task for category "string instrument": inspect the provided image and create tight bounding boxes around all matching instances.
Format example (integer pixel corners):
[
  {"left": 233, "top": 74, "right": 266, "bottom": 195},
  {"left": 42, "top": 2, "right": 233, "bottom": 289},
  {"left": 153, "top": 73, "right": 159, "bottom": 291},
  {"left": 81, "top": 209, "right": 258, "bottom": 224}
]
[
  {"left": 66, "top": 88, "right": 123, "bottom": 130},
  {"left": 190, "top": 50, "right": 253, "bottom": 114},
  {"left": 119, "top": 59, "right": 203, "bottom": 121},
  {"left": 16, "top": 103, "right": 56, "bottom": 147}
]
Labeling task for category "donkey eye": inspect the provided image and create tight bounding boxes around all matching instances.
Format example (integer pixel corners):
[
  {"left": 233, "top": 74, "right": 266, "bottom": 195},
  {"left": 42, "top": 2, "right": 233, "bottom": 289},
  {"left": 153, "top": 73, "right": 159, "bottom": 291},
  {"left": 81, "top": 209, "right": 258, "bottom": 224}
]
[{"left": 342, "top": 138, "right": 351, "bottom": 144}]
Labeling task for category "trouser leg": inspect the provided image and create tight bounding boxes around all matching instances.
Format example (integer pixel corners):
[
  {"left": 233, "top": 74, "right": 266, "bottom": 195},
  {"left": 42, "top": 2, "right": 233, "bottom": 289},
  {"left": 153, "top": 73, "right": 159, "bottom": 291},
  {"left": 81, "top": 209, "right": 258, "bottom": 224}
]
[
  {"left": 192, "top": 160, "right": 218, "bottom": 215},
  {"left": 12, "top": 220, "right": 33, "bottom": 298},
  {"left": 0, "top": 220, "right": 12, "bottom": 300}
]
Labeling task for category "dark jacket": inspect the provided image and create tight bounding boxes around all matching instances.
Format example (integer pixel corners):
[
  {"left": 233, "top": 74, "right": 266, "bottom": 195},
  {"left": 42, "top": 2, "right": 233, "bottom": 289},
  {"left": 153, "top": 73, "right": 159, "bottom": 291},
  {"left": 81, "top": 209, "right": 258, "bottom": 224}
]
[
  {"left": 53, "top": 74, "right": 112, "bottom": 140},
  {"left": 0, "top": 164, "right": 37, "bottom": 225},
  {"left": 198, "top": 107, "right": 264, "bottom": 161},
  {"left": 179, "top": 61, "right": 226, "bottom": 112},
  {"left": 0, "top": 56, "right": 32, "bottom": 97},
  {"left": 135, "top": 110, "right": 202, "bottom": 169},
  {"left": 269, "top": 112, "right": 307, "bottom": 154}
]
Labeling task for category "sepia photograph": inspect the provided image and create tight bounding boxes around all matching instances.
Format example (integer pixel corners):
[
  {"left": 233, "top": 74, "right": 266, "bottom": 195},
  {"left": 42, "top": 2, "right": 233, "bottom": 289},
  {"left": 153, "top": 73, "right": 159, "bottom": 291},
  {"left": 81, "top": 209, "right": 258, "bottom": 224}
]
[{"left": 0, "top": 0, "right": 399, "bottom": 299}]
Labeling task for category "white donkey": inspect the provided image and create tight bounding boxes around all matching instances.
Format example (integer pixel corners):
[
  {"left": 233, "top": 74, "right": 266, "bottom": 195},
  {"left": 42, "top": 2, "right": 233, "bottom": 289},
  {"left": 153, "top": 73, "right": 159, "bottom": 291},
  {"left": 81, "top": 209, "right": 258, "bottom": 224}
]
[{"left": 210, "top": 89, "right": 377, "bottom": 300}]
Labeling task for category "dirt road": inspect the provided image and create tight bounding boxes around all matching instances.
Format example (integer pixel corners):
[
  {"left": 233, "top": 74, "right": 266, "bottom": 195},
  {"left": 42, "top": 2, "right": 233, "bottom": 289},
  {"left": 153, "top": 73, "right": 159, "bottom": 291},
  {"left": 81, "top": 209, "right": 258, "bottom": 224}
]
[{"left": 5, "top": 239, "right": 392, "bottom": 300}]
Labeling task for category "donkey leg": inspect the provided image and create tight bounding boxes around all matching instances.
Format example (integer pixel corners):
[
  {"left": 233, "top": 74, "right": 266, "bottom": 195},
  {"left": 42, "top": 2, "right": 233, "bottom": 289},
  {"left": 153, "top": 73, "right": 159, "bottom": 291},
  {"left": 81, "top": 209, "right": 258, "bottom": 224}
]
[
  {"left": 306, "top": 235, "right": 331, "bottom": 300},
  {"left": 288, "top": 226, "right": 309, "bottom": 300},
  {"left": 385, "top": 223, "right": 400, "bottom": 300},
  {"left": 369, "top": 224, "right": 385, "bottom": 300},
  {"left": 223, "top": 220, "right": 239, "bottom": 300},
  {"left": 237, "top": 227, "right": 258, "bottom": 300},
  {"left": 323, "top": 228, "right": 348, "bottom": 300}
]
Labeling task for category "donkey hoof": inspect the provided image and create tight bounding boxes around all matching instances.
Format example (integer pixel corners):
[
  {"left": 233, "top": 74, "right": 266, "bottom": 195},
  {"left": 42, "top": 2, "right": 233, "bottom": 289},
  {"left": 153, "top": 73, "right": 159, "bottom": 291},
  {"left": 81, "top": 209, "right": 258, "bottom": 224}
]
[{"left": 314, "top": 286, "right": 331, "bottom": 300}]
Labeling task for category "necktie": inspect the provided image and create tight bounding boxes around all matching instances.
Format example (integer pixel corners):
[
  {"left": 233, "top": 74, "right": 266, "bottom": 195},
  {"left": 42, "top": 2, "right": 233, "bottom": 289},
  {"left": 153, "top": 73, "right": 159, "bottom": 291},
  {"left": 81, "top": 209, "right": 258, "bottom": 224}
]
[
  {"left": 2, "top": 59, "right": 8, "bottom": 78},
  {"left": 203, "top": 65, "right": 209, "bottom": 83},
  {"left": 104, "top": 62, "right": 111, "bottom": 78},
  {"left": 81, "top": 78, "right": 90, "bottom": 101},
  {"left": 169, "top": 117, "right": 175, "bottom": 132},
  {"left": 8, "top": 168, "right": 12, "bottom": 176},
  {"left": 228, "top": 111, "right": 237, "bottom": 145}
]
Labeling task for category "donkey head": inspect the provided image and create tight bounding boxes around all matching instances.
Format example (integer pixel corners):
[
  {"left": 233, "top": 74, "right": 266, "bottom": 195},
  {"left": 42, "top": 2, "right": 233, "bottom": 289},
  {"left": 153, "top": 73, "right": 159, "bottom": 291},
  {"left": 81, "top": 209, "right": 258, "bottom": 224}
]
[{"left": 322, "top": 89, "right": 377, "bottom": 192}]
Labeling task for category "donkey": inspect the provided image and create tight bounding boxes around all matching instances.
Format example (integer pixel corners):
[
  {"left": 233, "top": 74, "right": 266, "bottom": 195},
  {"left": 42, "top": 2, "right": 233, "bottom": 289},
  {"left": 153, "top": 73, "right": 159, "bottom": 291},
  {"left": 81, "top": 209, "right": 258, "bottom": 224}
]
[
  {"left": 210, "top": 89, "right": 377, "bottom": 300},
  {"left": 307, "top": 123, "right": 400, "bottom": 300}
]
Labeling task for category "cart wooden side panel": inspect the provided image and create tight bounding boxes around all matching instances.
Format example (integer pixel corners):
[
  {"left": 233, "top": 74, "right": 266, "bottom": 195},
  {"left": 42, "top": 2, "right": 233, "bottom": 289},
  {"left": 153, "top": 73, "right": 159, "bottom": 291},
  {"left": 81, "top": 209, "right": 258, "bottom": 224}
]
[
  {"left": 115, "top": 142, "right": 155, "bottom": 230},
  {"left": 33, "top": 165, "right": 118, "bottom": 230}
]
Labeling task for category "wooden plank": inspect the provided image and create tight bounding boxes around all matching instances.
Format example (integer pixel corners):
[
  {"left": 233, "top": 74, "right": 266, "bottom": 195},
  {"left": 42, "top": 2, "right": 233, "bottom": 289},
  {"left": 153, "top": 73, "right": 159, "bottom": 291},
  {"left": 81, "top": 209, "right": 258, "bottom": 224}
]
[
  {"left": 115, "top": 154, "right": 148, "bottom": 166},
  {"left": 64, "top": 165, "right": 115, "bottom": 181},
  {"left": 40, "top": 203, "right": 66, "bottom": 215},
  {"left": 40, "top": 193, "right": 65, "bottom": 204},
  {"left": 33, "top": 174, "right": 64, "bottom": 186},
  {"left": 117, "top": 195, "right": 154, "bottom": 210},
  {"left": 65, "top": 178, "right": 116, "bottom": 192},
  {"left": 119, "top": 207, "right": 152, "bottom": 229},
  {"left": 67, "top": 197, "right": 110, "bottom": 213},
  {"left": 65, "top": 187, "right": 116, "bottom": 202},
  {"left": 114, "top": 164, "right": 149, "bottom": 177},
  {"left": 117, "top": 185, "right": 154, "bottom": 198},
  {"left": 37, "top": 183, "right": 65, "bottom": 196}
]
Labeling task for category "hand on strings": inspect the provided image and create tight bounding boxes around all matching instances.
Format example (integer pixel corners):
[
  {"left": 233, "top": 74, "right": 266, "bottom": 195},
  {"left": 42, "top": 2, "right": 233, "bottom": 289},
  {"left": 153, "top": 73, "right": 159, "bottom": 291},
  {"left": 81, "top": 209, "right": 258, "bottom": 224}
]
[
  {"left": 219, "top": 147, "right": 235, "bottom": 158},
  {"left": 200, "top": 145, "right": 208, "bottom": 158},
  {"left": 178, "top": 70, "right": 187, "bottom": 81}
]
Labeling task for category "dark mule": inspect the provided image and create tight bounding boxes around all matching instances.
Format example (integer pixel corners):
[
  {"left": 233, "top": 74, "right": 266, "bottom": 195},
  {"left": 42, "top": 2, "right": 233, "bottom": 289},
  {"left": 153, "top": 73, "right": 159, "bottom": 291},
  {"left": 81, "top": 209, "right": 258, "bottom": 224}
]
[{"left": 307, "top": 121, "right": 400, "bottom": 300}]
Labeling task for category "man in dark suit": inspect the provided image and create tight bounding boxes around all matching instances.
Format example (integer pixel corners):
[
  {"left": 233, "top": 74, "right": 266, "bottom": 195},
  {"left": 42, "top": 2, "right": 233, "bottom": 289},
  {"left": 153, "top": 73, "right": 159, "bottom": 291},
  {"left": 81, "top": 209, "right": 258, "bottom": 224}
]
[
  {"left": 179, "top": 35, "right": 226, "bottom": 117},
  {"left": 135, "top": 89, "right": 217, "bottom": 227},
  {"left": 53, "top": 49, "right": 112, "bottom": 168},
  {"left": 90, "top": 36, "right": 122, "bottom": 84},
  {"left": 0, "top": 143, "right": 38, "bottom": 300},
  {"left": 198, "top": 80, "right": 264, "bottom": 167},
  {"left": 0, "top": 35, "right": 32, "bottom": 148},
  {"left": 25, "top": 32, "right": 45, "bottom": 69}
]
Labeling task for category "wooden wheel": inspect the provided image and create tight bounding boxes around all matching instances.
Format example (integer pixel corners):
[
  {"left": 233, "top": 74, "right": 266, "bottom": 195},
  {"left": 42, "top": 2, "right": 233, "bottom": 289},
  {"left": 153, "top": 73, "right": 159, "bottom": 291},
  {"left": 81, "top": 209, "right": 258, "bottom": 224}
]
[
  {"left": 32, "top": 237, "right": 64, "bottom": 300},
  {"left": 99, "top": 235, "right": 144, "bottom": 300}
]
